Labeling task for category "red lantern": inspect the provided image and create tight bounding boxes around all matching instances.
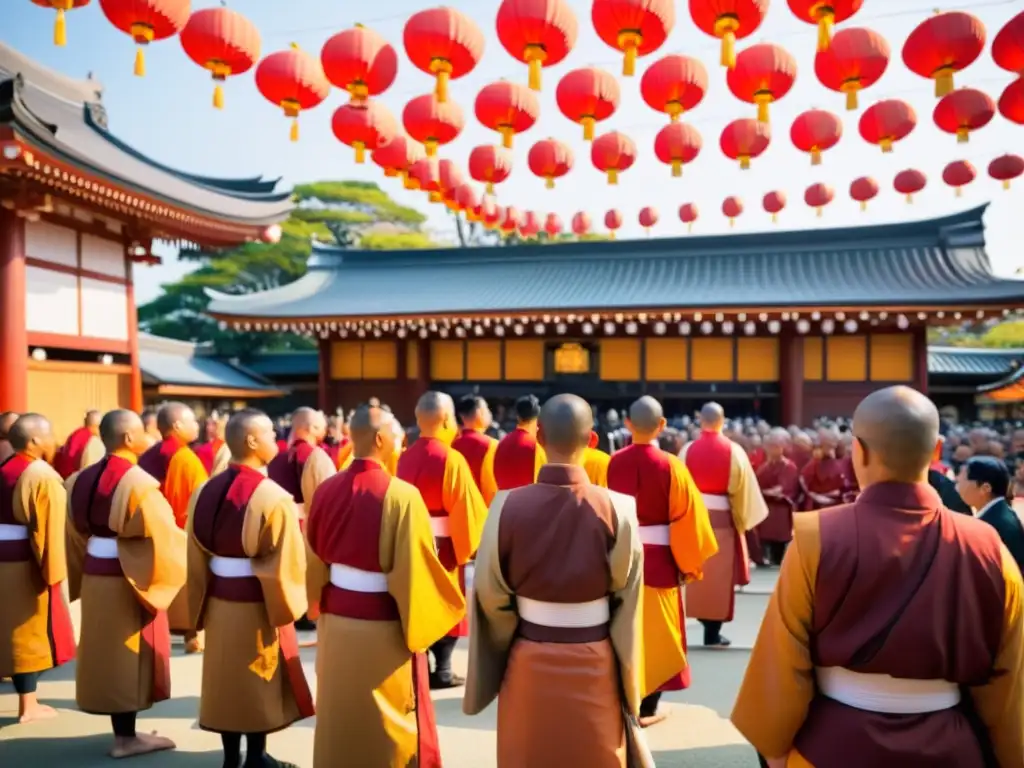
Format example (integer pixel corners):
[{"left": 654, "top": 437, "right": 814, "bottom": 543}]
[
  {"left": 440, "top": 181, "right": 461, "bottom": 211},
  {"left": 496, "top": 0, "right": 579, "bottom": 91},
  {"left": 933, "top": 88, "right": 995, "bottom": 144},
  {"left": 520, "top": 210, "right": 542, "bottom": 238},
  {"left": 500, "top": 206, "right": 522, "bottom": 237},
  {"left": 787, "top": 0, "right": 863, "bottom": 53},
  {"left": 556, "top": 68, "right": 620, "bottom": 141},
  {"left": 638, "top": 206, "right": 659, "bottom": 233},
  {"left": 32, "top": 0, "right": 90, "bottom": 47},
  {"left": 814, "top": 27, "right": 889, "bottom": 110},
  {"left": 321, "top": 24, "right": 398, "bottom": 103},
  {"left": 179, "top": 7, "right": 261, "bottom": 109},
  {"left": 409, "top": 157, "right": 443, "bottom": 203},
  {"left": 992, "top": 11, "right": 1024, "bottom": 77},
  {"left": 571, "top": 211, "right": 592, "bottom": 236},
  {"left": 858, "top": 99, "right": 916, "bottom": 153},
  {"left": 999, "top": 77, "right": 1024, "bottom": 124},
  {"left": 591, "top": 0, "right": 675, "bottom": 77},
  {"left": 640, "top": 55, "right": 708, "bottom": 122},
  {"left": 850, "top": 176, "right": 879, "bottom": 210},
  {"left": 372, "top": 133, "right": 425, "bottom": 187},
  {"left": 403, "top": 94, "right": 465, "bottom": 156},
  {"left": 679, "top": 202, "right": 699, "bottom": 232},
  {"left": 475, "top": 81, "right": 540, "bottom": 149},
  {"left": 456, "top": 184, "right": 481, "bottom": 219},
  {"left": 605, "top": 208, "right": 623, "bottom": 239},
  {"left": 722, "top": 196, "right": 744, "bottom": 227},
  {"left": 790, "top": 109, "right": 842, "bottom": 165},
  {"left": 720, "top": 118, "right": 770, "bottom": 170},
  {"left": 468, "top": 145, "right": 513, "bottom": 195},
  {"left": 727, "top": 43, "right": 798, "bottom": 123},
  {"left": 762, "top": 190, "right": 786, "bottom": 223},
  {"left": 99, "top": 0, "right": 190, "bottom": 76},
  {"left": 439, "top": 159, "right": 464, "bottom": 194},
  {"left": 655, "top": 122, "right": 702, "bottom": 177},
  {"left": 902, "top": 11, "right": 986, "bottom": 98},
  {"left": 331, "top": 101, "right": 397, "bottom": 164},
  {"left": 482, "top": 198, "right": 504, "bottom": 229},
  {"left": 528, "top": 138, "right": 574, "bottom": 189},
  {"left": 894, "top": 168, "right": 927, "bottom": 203},
  {"left": 591, "top": 131, "right": 637, "bottom": 185},
  {"left": 544, "top": 213, "right": 564, "bottom": 238},
  {"left": 989, "top": 154, "right": 1024, "bottom": 190},
  {"left": 255, "top": 44, "right": 331, "bottom": 142},
  {"left": 689, "top": 0, "right": 769, "bottom": 69},
  {"left": 403, "top": 7, "right": 484, "bottom": 103},
  {"left": 942, "top": 160, "right": 976, "bottom": 197},
  {"left": 804, "top": 182, "right": 834, "bottom": 217}
]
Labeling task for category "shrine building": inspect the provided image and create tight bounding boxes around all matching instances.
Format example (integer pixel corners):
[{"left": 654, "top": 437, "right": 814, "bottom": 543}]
[
  {"left": 207, "top": 204, "right": 1024, "bottom": 425},
  {"left": 0, "top": 43, "right": 291, "bottom": 439}
]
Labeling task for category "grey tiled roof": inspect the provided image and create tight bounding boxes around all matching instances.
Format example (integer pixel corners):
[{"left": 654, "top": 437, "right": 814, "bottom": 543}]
[
  {"left": 139, "top": 334, "right": 281, "bottom": 394},
  {"left": 207, "top": 206, "right": 1024, "bottom": 320},
  {"left": 927, "top": 347, "right": 1023, "bottom": 377},
  {"left": 242, "top": 352, "right": 320, "bottom": 378}
]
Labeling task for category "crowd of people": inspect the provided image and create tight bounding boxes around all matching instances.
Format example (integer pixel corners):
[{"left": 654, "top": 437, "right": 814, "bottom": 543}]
[{"left": 0, "top": 385, "right": 1023, "bottom": 767}]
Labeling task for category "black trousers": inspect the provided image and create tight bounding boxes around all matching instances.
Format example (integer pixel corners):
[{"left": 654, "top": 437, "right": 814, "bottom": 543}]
[
  {"left": 221, "top": 732, "right": 268, "bottom": 767},
  {"left": 430, "top": 635, "right": 457, "bottom": 679},
  {"left": 12, "top": 671, "right": 40, "bottom": 695},
  {"left": 700, "top": 619, "right": 723, "bottom": 645},
  {"left": 639, "top": 692, "right": 661, "bottom": 718},
  {"left": 111, "top": 712, "right": 137, "bottom": 738},
  {"left": 763, "top": 540, "right": 788, "bottom": 566}
]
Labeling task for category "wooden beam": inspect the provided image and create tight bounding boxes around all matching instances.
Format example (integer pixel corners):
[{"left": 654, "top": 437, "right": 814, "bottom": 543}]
[
  {"left": 154, "top": 384, "right": 286, "bottom": 399},
  {"left": 0, "top": 208, "right": 27, "bottom": 411}
]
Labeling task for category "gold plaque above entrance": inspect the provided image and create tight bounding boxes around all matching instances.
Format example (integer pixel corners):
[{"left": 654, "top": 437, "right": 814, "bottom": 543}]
[{"left": 554, "top": 343, "right": 590, "bottom": 374}]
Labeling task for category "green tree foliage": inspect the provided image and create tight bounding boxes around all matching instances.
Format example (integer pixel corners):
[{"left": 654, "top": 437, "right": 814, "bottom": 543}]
[
  {"left": 138, "top": 181, "right": 433, "bottom": 356},
  {"left": 928, "top": 318, "right": 1024, "bottom": 348}
]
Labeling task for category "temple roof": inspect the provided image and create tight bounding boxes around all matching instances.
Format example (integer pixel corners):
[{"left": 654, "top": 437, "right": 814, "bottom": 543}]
[
  {"left": 0, "top": 43, "right": 292, "bottom": 226},
  {"left": 139, "top": 334, "right": 283, "bottom": 397},
  {"left": 928, "top": 346, "right": 1023, "bottom": 378},
  {"left": 207, "top": 205, "right": 1024, "bottom": 321}
]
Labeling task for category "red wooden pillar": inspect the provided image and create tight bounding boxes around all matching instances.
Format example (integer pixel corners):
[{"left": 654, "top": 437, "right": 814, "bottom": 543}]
[
  {"left": 779, "top": 330, "right": 804, "bottom": 427},
  {"left": 124, "top": 261, "right": 144, "bottom": 412},
  {"left": 318, "top": 338, "right": 331, "bottom": 412},
  {"left": 0, "top": 209, "right": 28, "bottom": 413},
  {"left": 912, "top": 324, "right": 929, "bottom": 395}
]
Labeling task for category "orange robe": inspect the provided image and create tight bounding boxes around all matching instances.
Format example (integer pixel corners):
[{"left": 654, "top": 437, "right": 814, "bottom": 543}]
[
  {"left": 397, "top": 436, "right": 487, "bottom": 637},
  {"left": 733, "top": 484, "right": 1024, "bottom": 767},
  {"left": 306, "top": 459, "right": 465, "bottom": 768},
  {"left": 583, "top": 446, "right": 611, "bottom": 488},
  {"left": 138, "top": 436, "right": 209, "bottom": 631},
  {"left": 494, "top": 427, "right": 547, "bottom": 490},
  {"left": 451, "top": 428, "right": 499, "bottom": 505},
  {"left": 0, "top": 454, "right": 75, "bottom": 678},
  {"left": 607, "top": 443, "right": 718, "bottom": 694}
]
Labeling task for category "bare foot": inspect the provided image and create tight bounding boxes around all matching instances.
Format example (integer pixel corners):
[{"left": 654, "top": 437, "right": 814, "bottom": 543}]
[
  {"left": 184, "top": 636, "right": 203, "bottom": 655},
  {"left": 19, "top": 703, "right": 58, "bottom": 724},
  {"left": 110, "top": 732, "right": 176, "bottom": 759},
  {"left": 638, "top": 712, "right": 668, "bottom": 728}
]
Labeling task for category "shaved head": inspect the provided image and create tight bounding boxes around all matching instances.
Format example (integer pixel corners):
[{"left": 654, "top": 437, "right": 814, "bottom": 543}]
[
  {"left": 853, "top": 386, "right": 939, "bottom": 485},
  {"left": 628, "top": 396, "right": 663, "bottom": 432},
  {"left": 291, "top": 407, "right": 327, "bottom": 445},
  {"left": 538, "top": 394, "right": 593, "bottom": 460},
  {"left": 700, "top": 402, "right": 725, "bottom": 431},
  {"left": 9, "top": 413, "right": 56, "bottom": 462},
  {"left": 350, "top": 404, "right": 397, "bottom": 463},
  {"left": 0, "top": 411, "right": 19, "bottom": 438},
  {"left": 156, "top": 402, "right": 190, "bottom": 435},
  {"left": 99, "top": 409, "right": 143, "bottom": 453},
  {"left": 415, "top": 391, "right": 455, "bottom": 435},
  {"left": 226, "top": 409, "right": 277, "bottom": 466},
  {"left": 84, "top": 410, "right": 101, "bottom": 428}
]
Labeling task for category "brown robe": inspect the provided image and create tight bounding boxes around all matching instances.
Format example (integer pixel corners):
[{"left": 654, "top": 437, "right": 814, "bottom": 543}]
[
  {"left": 799, "top": 456, "right": 850, "bottom": 511},
  {"left": 0, "top": 454, "right": 75, "bottom": 678},
  {"left": 464, "top": 464, "right": 648, "bottom": 768},
  {"left": 732, "top": 482, "right": 1024, "bottom": 767},
  {"left": 187, "top": 464, "right": 314, "bottom": 734},
  {"left": 756, "top": 457, "right": 800, "bottom": 544},
  {"left": 67, "top": 451, "right": 187, "bottom": 714}
]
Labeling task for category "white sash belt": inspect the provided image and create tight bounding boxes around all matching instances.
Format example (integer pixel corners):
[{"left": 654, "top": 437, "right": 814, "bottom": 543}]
[
  {"left": 430, "top": 516, "right": 450, "bottom": 538},
  {"left": 0, "top": 523, "right": 28, "bottom": 541},
  {"left": 209, "top": 556, "right": 254, "bottom": 578},
  {"left": 86, "top": 536, "right": 118, "bottom": 559},
  {"left": 639, "top": 524, "right": 670, "bottom": 546},
  {"left": 329, "top": 563, "right": 388, "bottom": 593},
  {"left": 817, "top": 667, "right": 961, "bottom": 714},
  {"left": 702, "top": 493, "right": 731, "bottom": 511},
  {"left": 518, "top": 596, "right": 610, "bottom": 628}
]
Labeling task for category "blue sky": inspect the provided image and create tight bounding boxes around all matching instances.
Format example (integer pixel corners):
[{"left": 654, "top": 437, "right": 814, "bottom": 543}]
[{"left": 5, "top": 0, "right": 1023, "bottom": 304}]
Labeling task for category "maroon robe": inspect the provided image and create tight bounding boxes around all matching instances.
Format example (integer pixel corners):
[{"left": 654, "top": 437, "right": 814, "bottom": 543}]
[
  {"left": 756, "top": 458, "right": 800, "bottom": 544},
  {"left": 800, "top": 456, "right": 850, "bottom": 511},
  {"left": 268, "top": 441, "right": 315, "bottom": 507}
]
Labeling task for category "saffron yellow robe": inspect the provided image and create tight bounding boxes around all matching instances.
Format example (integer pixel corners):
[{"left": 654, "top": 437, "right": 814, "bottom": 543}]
[{"left": 583, "top": 446, "right": 611, "bottom": 487}]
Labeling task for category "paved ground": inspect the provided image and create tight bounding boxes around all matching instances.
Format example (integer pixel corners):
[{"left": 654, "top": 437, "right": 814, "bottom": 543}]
[{"left": 0, "top": 569, "right": 779, "bottom": 766}]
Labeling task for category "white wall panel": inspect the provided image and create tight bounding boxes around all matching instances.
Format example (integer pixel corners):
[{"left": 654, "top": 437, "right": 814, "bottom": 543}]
[
  {"left": 25, "top": 220, "right": 77, "bottom": 268},
  {"left": 26, "top": 266, "right": 78, "bottom": 334},
  {"left": 80, "top": 278, "right": 128, "bottom": 340},
  {"left": 81, "top": 234, "right": 126, "bottom": 279}
]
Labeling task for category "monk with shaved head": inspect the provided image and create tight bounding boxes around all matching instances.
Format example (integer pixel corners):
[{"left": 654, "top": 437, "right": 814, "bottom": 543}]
[
  {"left": 0, "top": 411, "right": 19, "bottom": 462},
  {"left": 187, "top": 409, "right": 312, "bottom": 768},
  {"left": 398, "top": 391, "right": 487, "bottom": 688},
  {"left": 800, "top": 426, "right": 854, "bottom": 511},
  {"left": 754, "top": 428, "right": 800, "bottom": 566},
  {"left": 452, "top": 395, "right": 500, "bottom": 504},
  {"left": 67, "top": 409, "right": 185, "bottom": 758},
  {"left": 465, "top": 394, "right": 647, "bottom": 766},
  {"left": 493, "top": 394, "right": 548, "bottom": 490},
  {"left": 0, "top": 413, "right": 72, "bottom": 724},
  {"left": 680, "top": 402, "right": 767, "bottom": 649},
  {"left": 607, "top": 395, "right": 717, "bottom": 724},
  {"left": 193, "top": 411, "right": 231, "bottom": 477},
  {"left": 306, "top": 404, "right": 464, "bottom": 767},
  {"left": 53, "top": 410, "right": 105, "bottom": 480},
  {"left": 734, "top": 386, "right": 1024, "bottom": 767},
  {"left": 138, "top": 402, "right": 208, "bottom": 652}
]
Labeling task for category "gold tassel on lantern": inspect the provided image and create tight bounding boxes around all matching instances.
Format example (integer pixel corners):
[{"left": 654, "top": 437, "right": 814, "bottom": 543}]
[
  {"left": 134, "top": 48, "right": 146, "bottom": 77},
  {"left": 430, "top": 58, "right": 452, "bottom": 102},
  {"left": 843, "top": 84, "right": 859, "bottom": 111},
  {"left": 771, "top": 213, "right": 778, "bottom": 223},
  {"left": 860, "top": 200, "right": 868, "bottom": 211},
  {"left": 582, "top": 116, "right": 595, "bottom": 141},
  {"left": 714, "top": 16, "right": 740, "bottom": 69},
  {"left": 213, "top": 83, "right": 225, "bottom": 109},
  {"left": 545, "top": 175, "right": 555, "bottom": 189},
  {"left": 607, "top": 169, "right": 619, "bottom": 185},
  {"left": 816, "top": 9, "right": 835, "bottom": 53},
  {"left": 354, "top": 141, "right": 366, "bottom": 163},
  {"left": 282, "top": 98, "right": 301, "bottom": 142},
  {"left": 934, "top": 66, "right": 954, "bottom": 98},
  {"left": 880, "top": 137, "right": 893, "bottom": 153},
  {"left": 425, "top": 139, "right": 438, "bottom": 156},
  {"left": 210, "top": 63, "right": 231, "bottom": 109},
  {"left": 905, "top": 193, "right": 913, "bottom": 204},
  {"left": 130, "top": 23, "right": 154, "bottom": 77},
  {"left": 609, "top": 231, "right": 616, "bottom": 240},
  {"left": 290, "top": 118, "right": 300, "bottom": 142},
  {"left": 500, "top": 126, "right": 514, "bottom": 149},
  {"left": 728, "top": 217, "right": 735, "bottom": 227},
  {"left": 486, "top": 181, "right": 494, "bottom": 195},
  {"left": 955, "top": 187, "right": 963, "bottom": 198},
  {"left": 754, "top": 92, "right": 772, "bottom": 123},
  {"left": 671, "top": 159, "right": 682, "bottom": 178},
  {"left": 1004, "top": 179, "right": 1012, "bottom": 191},
  {"left": 956, "top": 127, "right": 969, "bottom": 143},
  {"left": 617, "top": 31, "right": 642, "bottom": 77},
  {"left": 816, "top": 207, "right": 823, "bottom": 217},
  {"left": 739, "top": 155, "right": 751, "bottom": 170},
  {"left": 811, "top": 147, "right": 822, "bottom": 165},
  {"left": 53, "top": 1, "right": 73, "bottom": 47},
  {"left": 524, "top": 44, "right": 546, "bottom": 91}
]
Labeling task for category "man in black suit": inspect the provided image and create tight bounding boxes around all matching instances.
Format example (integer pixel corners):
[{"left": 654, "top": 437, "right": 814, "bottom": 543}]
[{"left": 956, "top": 455, "right": 1024, "bottom": 571}]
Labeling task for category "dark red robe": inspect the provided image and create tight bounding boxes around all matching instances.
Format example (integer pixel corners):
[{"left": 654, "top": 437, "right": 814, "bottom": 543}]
[{"left": 755, "top": 458, "right": 800, "bottom": 544}]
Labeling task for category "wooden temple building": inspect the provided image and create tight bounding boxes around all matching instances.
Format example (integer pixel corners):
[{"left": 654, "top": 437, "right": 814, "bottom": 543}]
[
  {"left": 207, "top": 204, "right": 1024, "bottom": 425},
  {"left": 0, "top": 43, "right": 291, "bottom": 439}
]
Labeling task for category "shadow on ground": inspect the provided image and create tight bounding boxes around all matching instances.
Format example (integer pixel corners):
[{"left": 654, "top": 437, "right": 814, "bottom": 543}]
[
  {"left": 433, "top": 697, "right": 496, "bottom": 730},
  {"left": 654, "top": 744, "right": 762, "bottom": 767},
  {"left": 0, "top": 733, "right": 224, "bottom": 766}
]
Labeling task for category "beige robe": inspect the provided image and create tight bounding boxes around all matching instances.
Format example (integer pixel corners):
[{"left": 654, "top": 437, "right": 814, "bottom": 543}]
[
  {"left": 209, "top": 442, "right": 232, "bottom": 478},
  {"left": 67, "top": 461, "right": 187, "bottom": 714},
  {"left": 80, "top": 435, "right": 105, "bottom": 471}
]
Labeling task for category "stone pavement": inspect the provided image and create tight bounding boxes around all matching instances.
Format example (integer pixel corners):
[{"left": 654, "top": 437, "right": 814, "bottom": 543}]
[{"left": 0, "top": 569, "right": 780, "bottom": 767}]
